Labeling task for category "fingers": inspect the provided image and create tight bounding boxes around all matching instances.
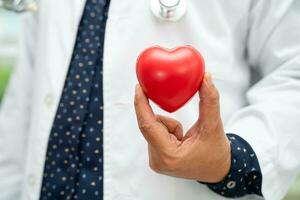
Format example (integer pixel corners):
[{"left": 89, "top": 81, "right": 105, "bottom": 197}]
[
  {"left": 156, "top": 115, "right": 183, "bottom": 141},
  {"left": 198, "top": 73, "right": 222, "bottom": 125},
  {"left": 134, "top": 84, "right": 156, "bottom": 124},
  {"left": 134, "top": 84, "right": 170, "bottom": 148}
]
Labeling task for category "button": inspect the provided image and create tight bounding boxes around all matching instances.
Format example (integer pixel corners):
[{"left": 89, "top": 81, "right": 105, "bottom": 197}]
[
  {"left": 44, "top": 93, "right": 54, "bottom": 107},
  {"left": 226, "top": 181, "right": 236, "bottom": 189},
  {"left": 28, "top": 174, "right": 36, "bottom": 187}
]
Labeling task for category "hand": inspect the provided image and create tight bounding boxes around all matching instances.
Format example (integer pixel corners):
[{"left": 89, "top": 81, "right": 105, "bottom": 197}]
[{"left": 134, "top": 73, "right": 231, "bottom": 183}]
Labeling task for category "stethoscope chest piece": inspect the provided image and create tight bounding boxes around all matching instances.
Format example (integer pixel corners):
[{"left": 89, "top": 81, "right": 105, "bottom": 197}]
[{"left": 151, "top": 0, "right": 187, "bottom": 22}]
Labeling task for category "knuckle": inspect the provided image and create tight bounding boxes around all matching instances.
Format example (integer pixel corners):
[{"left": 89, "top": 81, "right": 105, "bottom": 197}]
[
  {"left": 210, "top": 89, "right": 220, "bottom": 105},
  {"left": 176, "top": 123, "right": 183, "bottom": 132},
  {"left": 138, "top": 121, "right": 154, "bottom": 133},
  {"left": 149, "top": 159, "right": 162, "bottom": 173}
]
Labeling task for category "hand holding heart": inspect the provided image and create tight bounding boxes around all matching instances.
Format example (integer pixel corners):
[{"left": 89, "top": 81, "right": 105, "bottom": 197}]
[{"left": 134, "top": 73, "right": 231, "bottom": 183}]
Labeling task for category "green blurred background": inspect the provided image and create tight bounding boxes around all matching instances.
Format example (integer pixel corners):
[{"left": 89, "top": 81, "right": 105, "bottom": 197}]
[
  {"left": 0, "top": 9, "right": 299, "bottom": 200},
  {"left": 0, "top": 60, "right": 11, "bottom": 101}
]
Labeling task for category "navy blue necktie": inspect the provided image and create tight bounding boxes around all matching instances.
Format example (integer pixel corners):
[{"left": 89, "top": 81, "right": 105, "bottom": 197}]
[{"left": 40, "top": 0, "right": 110, "bottom": 199}]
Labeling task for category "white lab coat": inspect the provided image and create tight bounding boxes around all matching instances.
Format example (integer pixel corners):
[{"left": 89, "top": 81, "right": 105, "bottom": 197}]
[{"left": 0, "top": 0, "right": 300, "bottom": 199}]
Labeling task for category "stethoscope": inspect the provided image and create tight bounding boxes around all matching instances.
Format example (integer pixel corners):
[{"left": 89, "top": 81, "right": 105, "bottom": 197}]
[
  {"left": 0, "top": 0, "right": 37, "bottom": 12},
  {"left": 0, "top": 0, "right": 186, "bottom": 21},
  {"left": 151, "top": 0, "right": 187, "bottom": 21}
]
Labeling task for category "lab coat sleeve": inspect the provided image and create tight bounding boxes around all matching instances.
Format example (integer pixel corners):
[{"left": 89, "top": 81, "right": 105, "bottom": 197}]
[
  {"left": 224, "top": 1, "right": 300, "bottom": 199},
  {"left": 0, "top": 13, "right": 36, "bottom": 200}
]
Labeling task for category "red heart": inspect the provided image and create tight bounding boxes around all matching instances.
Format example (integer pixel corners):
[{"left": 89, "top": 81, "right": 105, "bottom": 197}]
[{"left": 136, "top": 46, "right": 205, "bottom": 113}]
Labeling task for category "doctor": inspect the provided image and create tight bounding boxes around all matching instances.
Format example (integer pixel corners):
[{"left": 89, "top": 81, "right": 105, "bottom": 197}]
[{"left": 0, "top": 0, "right": 300, "bottom": 200}]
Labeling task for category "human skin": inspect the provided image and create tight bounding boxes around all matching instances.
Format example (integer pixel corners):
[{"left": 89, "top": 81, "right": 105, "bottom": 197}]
[{"left": 134, "top": 73, "right": 231, "bottom": 183}]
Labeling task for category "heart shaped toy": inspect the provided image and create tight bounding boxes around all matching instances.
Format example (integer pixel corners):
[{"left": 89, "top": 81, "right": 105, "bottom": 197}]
[{"left": 136, "top": 46, "right": 205, "bottom": 112}]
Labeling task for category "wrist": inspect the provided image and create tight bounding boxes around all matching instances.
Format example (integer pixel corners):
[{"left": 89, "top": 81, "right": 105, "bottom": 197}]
[
  {"left": 211, "top": 137, "right": 231, "bottom": 183},
  {"left": 205, "top": 133, "right": 263, "bottom": 198},
  {"left": 199, "top": 136, "right": 231, "bottom": 183}
]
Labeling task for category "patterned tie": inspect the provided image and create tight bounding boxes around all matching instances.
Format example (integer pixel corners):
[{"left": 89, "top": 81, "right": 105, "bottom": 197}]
[{"left": 40, "top": 0, "right": 110, "bottom": 199}]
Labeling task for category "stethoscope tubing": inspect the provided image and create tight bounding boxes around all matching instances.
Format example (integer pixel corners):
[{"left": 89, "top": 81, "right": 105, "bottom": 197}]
[{"left": 0, "top": 0, "right": 186, "bottom": 21}]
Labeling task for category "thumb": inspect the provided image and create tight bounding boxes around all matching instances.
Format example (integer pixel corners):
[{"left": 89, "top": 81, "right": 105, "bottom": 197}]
[{"left": 198, "top": 73, "right": 221, "bottom": 124}]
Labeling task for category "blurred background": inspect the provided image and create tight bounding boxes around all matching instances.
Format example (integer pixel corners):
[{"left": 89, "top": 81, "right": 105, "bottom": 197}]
[
  {"left": 0, "top": 10, "right": 18, "bottom": 101},
  {"left": 0, "top": 9, "right": 299, "bottom": 200}
]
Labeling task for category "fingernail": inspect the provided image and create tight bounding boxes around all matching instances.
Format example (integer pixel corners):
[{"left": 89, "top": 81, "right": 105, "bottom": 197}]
[{"left": 205, "top": 72, "right": 213, "bottom": 86}]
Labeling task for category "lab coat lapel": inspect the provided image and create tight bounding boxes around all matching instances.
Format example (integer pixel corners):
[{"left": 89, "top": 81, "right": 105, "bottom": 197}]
[
  {"left": 21, "top": 1, "right": 87, "bottom": 199},
  {"left": 44, "top": 0, "right": 86, "bottom": 96}
]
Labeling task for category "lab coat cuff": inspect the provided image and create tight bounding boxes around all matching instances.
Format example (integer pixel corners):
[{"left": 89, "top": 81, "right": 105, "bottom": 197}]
[{"left": 203, "top": 133, "right": 263, "bottom": 198}]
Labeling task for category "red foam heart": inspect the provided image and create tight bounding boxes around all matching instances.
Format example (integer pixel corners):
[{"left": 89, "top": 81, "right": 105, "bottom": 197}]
[{"left": 136, "top": 46, "right": 205, "bottom": 112}]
